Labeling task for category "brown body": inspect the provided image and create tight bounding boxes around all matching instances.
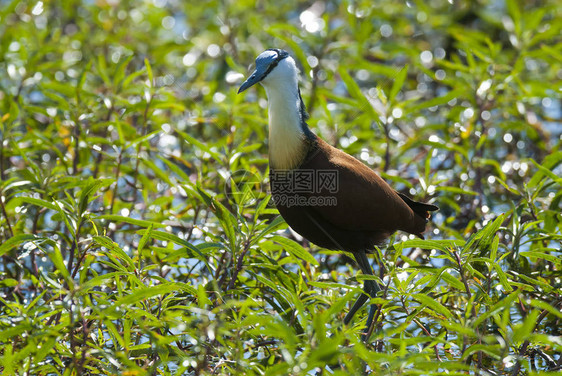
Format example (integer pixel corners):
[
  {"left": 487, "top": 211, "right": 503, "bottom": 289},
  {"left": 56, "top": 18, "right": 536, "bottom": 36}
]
[{"left": 272, "top": 136, "right": 436, "bottom": 253}]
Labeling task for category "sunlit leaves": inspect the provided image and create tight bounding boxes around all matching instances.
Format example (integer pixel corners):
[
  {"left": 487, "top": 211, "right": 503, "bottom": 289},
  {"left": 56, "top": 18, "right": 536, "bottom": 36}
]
[{"left": 0, "top": 0, "right": 560, "bottom": 375}]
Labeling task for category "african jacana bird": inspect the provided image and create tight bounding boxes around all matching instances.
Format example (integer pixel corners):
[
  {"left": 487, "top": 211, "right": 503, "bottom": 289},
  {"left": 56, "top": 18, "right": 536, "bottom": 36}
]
[{"left": 238, "top": 49, "right": 438, "bottom": 339}]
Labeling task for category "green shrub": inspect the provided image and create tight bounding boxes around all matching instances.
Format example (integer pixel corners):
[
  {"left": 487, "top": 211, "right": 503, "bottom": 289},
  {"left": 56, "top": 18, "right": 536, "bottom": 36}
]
[{"left": 0, "top": 0, "right": 560, "bottom": 375}]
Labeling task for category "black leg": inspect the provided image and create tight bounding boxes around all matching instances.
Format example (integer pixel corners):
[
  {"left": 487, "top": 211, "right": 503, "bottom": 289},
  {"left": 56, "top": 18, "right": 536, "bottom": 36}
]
[
  {"left": 343, "top": 291, "right": 368, "bottom": 325},
  {"left": 344, "top": 249, "right": 381, "bottom": 341},
  {"left": 363, "top": 289, "right": 377, "bottom": 341}
]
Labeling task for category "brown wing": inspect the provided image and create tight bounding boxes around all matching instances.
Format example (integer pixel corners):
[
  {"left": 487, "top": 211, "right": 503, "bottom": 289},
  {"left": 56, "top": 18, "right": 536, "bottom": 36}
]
[{"left": 298, "top": 138, "right": 423, "bottom": 235}]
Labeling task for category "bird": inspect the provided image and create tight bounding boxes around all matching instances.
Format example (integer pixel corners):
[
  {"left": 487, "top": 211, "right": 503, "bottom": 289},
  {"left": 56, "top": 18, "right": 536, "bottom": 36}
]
[{"left": 238, "top": 48, "right": 438, "bottom": 340}]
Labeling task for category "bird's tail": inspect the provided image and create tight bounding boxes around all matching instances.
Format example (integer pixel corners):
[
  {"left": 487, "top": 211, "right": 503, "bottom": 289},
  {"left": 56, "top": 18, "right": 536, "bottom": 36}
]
[
  {"left": 397, "top": 192, "right": 439, "bottom": 219},
  {"left": 397, "top": 192, "right": 439, "bottom": 239}
]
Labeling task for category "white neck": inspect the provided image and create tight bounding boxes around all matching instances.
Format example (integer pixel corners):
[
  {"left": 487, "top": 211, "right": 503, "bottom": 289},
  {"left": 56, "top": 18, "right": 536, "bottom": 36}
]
[{"left": 262, "top": 80, "right": 308, "bottom": 170}]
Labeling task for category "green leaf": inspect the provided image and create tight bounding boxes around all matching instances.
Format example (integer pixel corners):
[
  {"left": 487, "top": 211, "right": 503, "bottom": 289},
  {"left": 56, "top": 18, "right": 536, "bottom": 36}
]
[
  {"left": 115, "top": 282, "right": 195, "bottom": 307},
  {"left": 10, "top": 196, "right": 60, "bottom": 212},
  {"left": 48, "top": 244, "right": 71, "bottom": 283},
  {"left": 97, "top": 54, "right": 110, "bottom": 86},
  {"left": 270, "top": 235, "right": 318, "bottom": 266},
  {"left": 464, "top": 214, "right": 505, "bottom": 253},
  {"left": 407, "top": 88, "right": 465, "bottom": 113},
  {"left": 157, "top": 155, "right": 191, "bottom": 183},
  {"left": 96, "top": 215, "right": 166, "bottom": 228},
  {"left": 76, "top": 60, "right": 92, "bottom": 99},
  {"left": 528, "top": 299, "right": 562, "bottom": 319},
  {"left": 389, "top": 64, "right": 408, "bottom": 103},
  {"left": 93, "top": 236, "right": 136, "bottom": 271},
  {"left": 140, "top": 229, "right": 193, "bottom": 249},
  {"left": 527, "top": 151, "right": 562, "bottom": 189},
  {"left": 0, "top": 234, "right": 38, "bottom": 257},
  {"left": 493, "top": 263, "right": 513, "bottom": 293},
  {"left": 250, "top": 215, "right": 286, "bottom": 246},
  {"left": 80, "top": 272, "right": 129, "bottom": 291},
  {"left": 176, "top": 129, "right": 223, "bottom": 164},
  {"left": 506, "top": 0, "right": 522, "bottom": 35},
  {"left": 441, "top": 271, "right": 466, "bottom": 291},
  {"left": 78, "top": 178, "right": 111, "bottom": 215},
  {"left": 145, "top": 58, "right": 153, "bottom": 87},
  {"left": 114, "top": 55, "right": 133, "bottom": 89},
  {"left": 413, "top": 293, "right": 453, "bottom": 319},
  {"left": 529, "top": 158, "right": 562, "bottom": 187},
  {"left": 398, "top": 239, "right": 464, "bottom": 252},
  {"left": 0, "top": 278, "right": 18, "bottom": 287},
  {"left": 338, "top": 67, "right": 376, "bottom": 117},
  {"left": 473, "top": 290, "right": 520, "bottom": 327},
  {"left": 141, "top": 157, "right": 173, "bottom": 185},
  {"left": 138, "top": 223, "right": 153, "bottom": 253},
  {"left": 196, "top": 184, "right": 238, "bottom": 249},
  {"left": 512, "top": 310, "right": 540, "bottom": 343},
  {"left": 520, "top": 250, "right": 561, "bottom": 265}
]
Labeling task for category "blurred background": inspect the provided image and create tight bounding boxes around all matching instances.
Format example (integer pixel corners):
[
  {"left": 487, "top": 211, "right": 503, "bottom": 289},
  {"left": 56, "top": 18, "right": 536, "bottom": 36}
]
[{"left": 0, "top": 0, "right": 561, "bottom": 374}]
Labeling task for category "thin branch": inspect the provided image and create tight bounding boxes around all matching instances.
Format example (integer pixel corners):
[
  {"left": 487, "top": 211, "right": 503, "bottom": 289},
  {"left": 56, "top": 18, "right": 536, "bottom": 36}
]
[
  {"left": 0, "top": 191, "right": 14, "bottom": 238},
  {"left": 453, "top": 250, "right": 472, "bottom": 299},
  {"left": 401, "top": 296, "right": 442, "bottom": 361},
  {"left": 226, "top": 241, "right": 251, "bottom": 292},
  {"left": 512, "top": 299, "right": 562, "bottom": 376},
  {"left": 109, "top": 150, "right": 123, "bottom": 215}
]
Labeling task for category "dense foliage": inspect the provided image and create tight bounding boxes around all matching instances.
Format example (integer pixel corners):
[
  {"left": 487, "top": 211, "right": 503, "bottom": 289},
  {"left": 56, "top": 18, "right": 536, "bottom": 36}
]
[{"left": 0, "top": 0, "right": 561, "bottom": 374}]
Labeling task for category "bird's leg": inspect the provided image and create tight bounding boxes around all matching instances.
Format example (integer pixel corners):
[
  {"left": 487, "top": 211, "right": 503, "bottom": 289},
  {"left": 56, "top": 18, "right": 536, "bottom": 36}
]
[
  {"left": 347, "top": 249, "right": 381, "bottom": 341},
  {"left": 343, "top": 291, "right": 369, "bottom": 325},
  {"left": 343, "top": 250, "right": 379, "bottom": 325},
  {"left": 362, "top": 279, "right": 378, "bottom": 342},
  {"left": 343, "top": 281, "right": 377, "bottom": 339}
]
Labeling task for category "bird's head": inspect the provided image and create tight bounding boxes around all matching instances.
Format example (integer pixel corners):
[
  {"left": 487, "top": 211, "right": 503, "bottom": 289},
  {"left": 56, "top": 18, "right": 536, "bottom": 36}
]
[{"left": 238, "top": 49, "right": 298, "bottom": 93}]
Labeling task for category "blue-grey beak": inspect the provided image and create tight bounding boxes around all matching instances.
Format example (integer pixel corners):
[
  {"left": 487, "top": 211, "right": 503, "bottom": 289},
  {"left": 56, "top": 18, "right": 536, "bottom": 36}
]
[
  {"left": 238, "top": 49, "right": 284, "bottom": 93},
  {"left": 238, "top": 69, "right": 264, "bottom": 93}
]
